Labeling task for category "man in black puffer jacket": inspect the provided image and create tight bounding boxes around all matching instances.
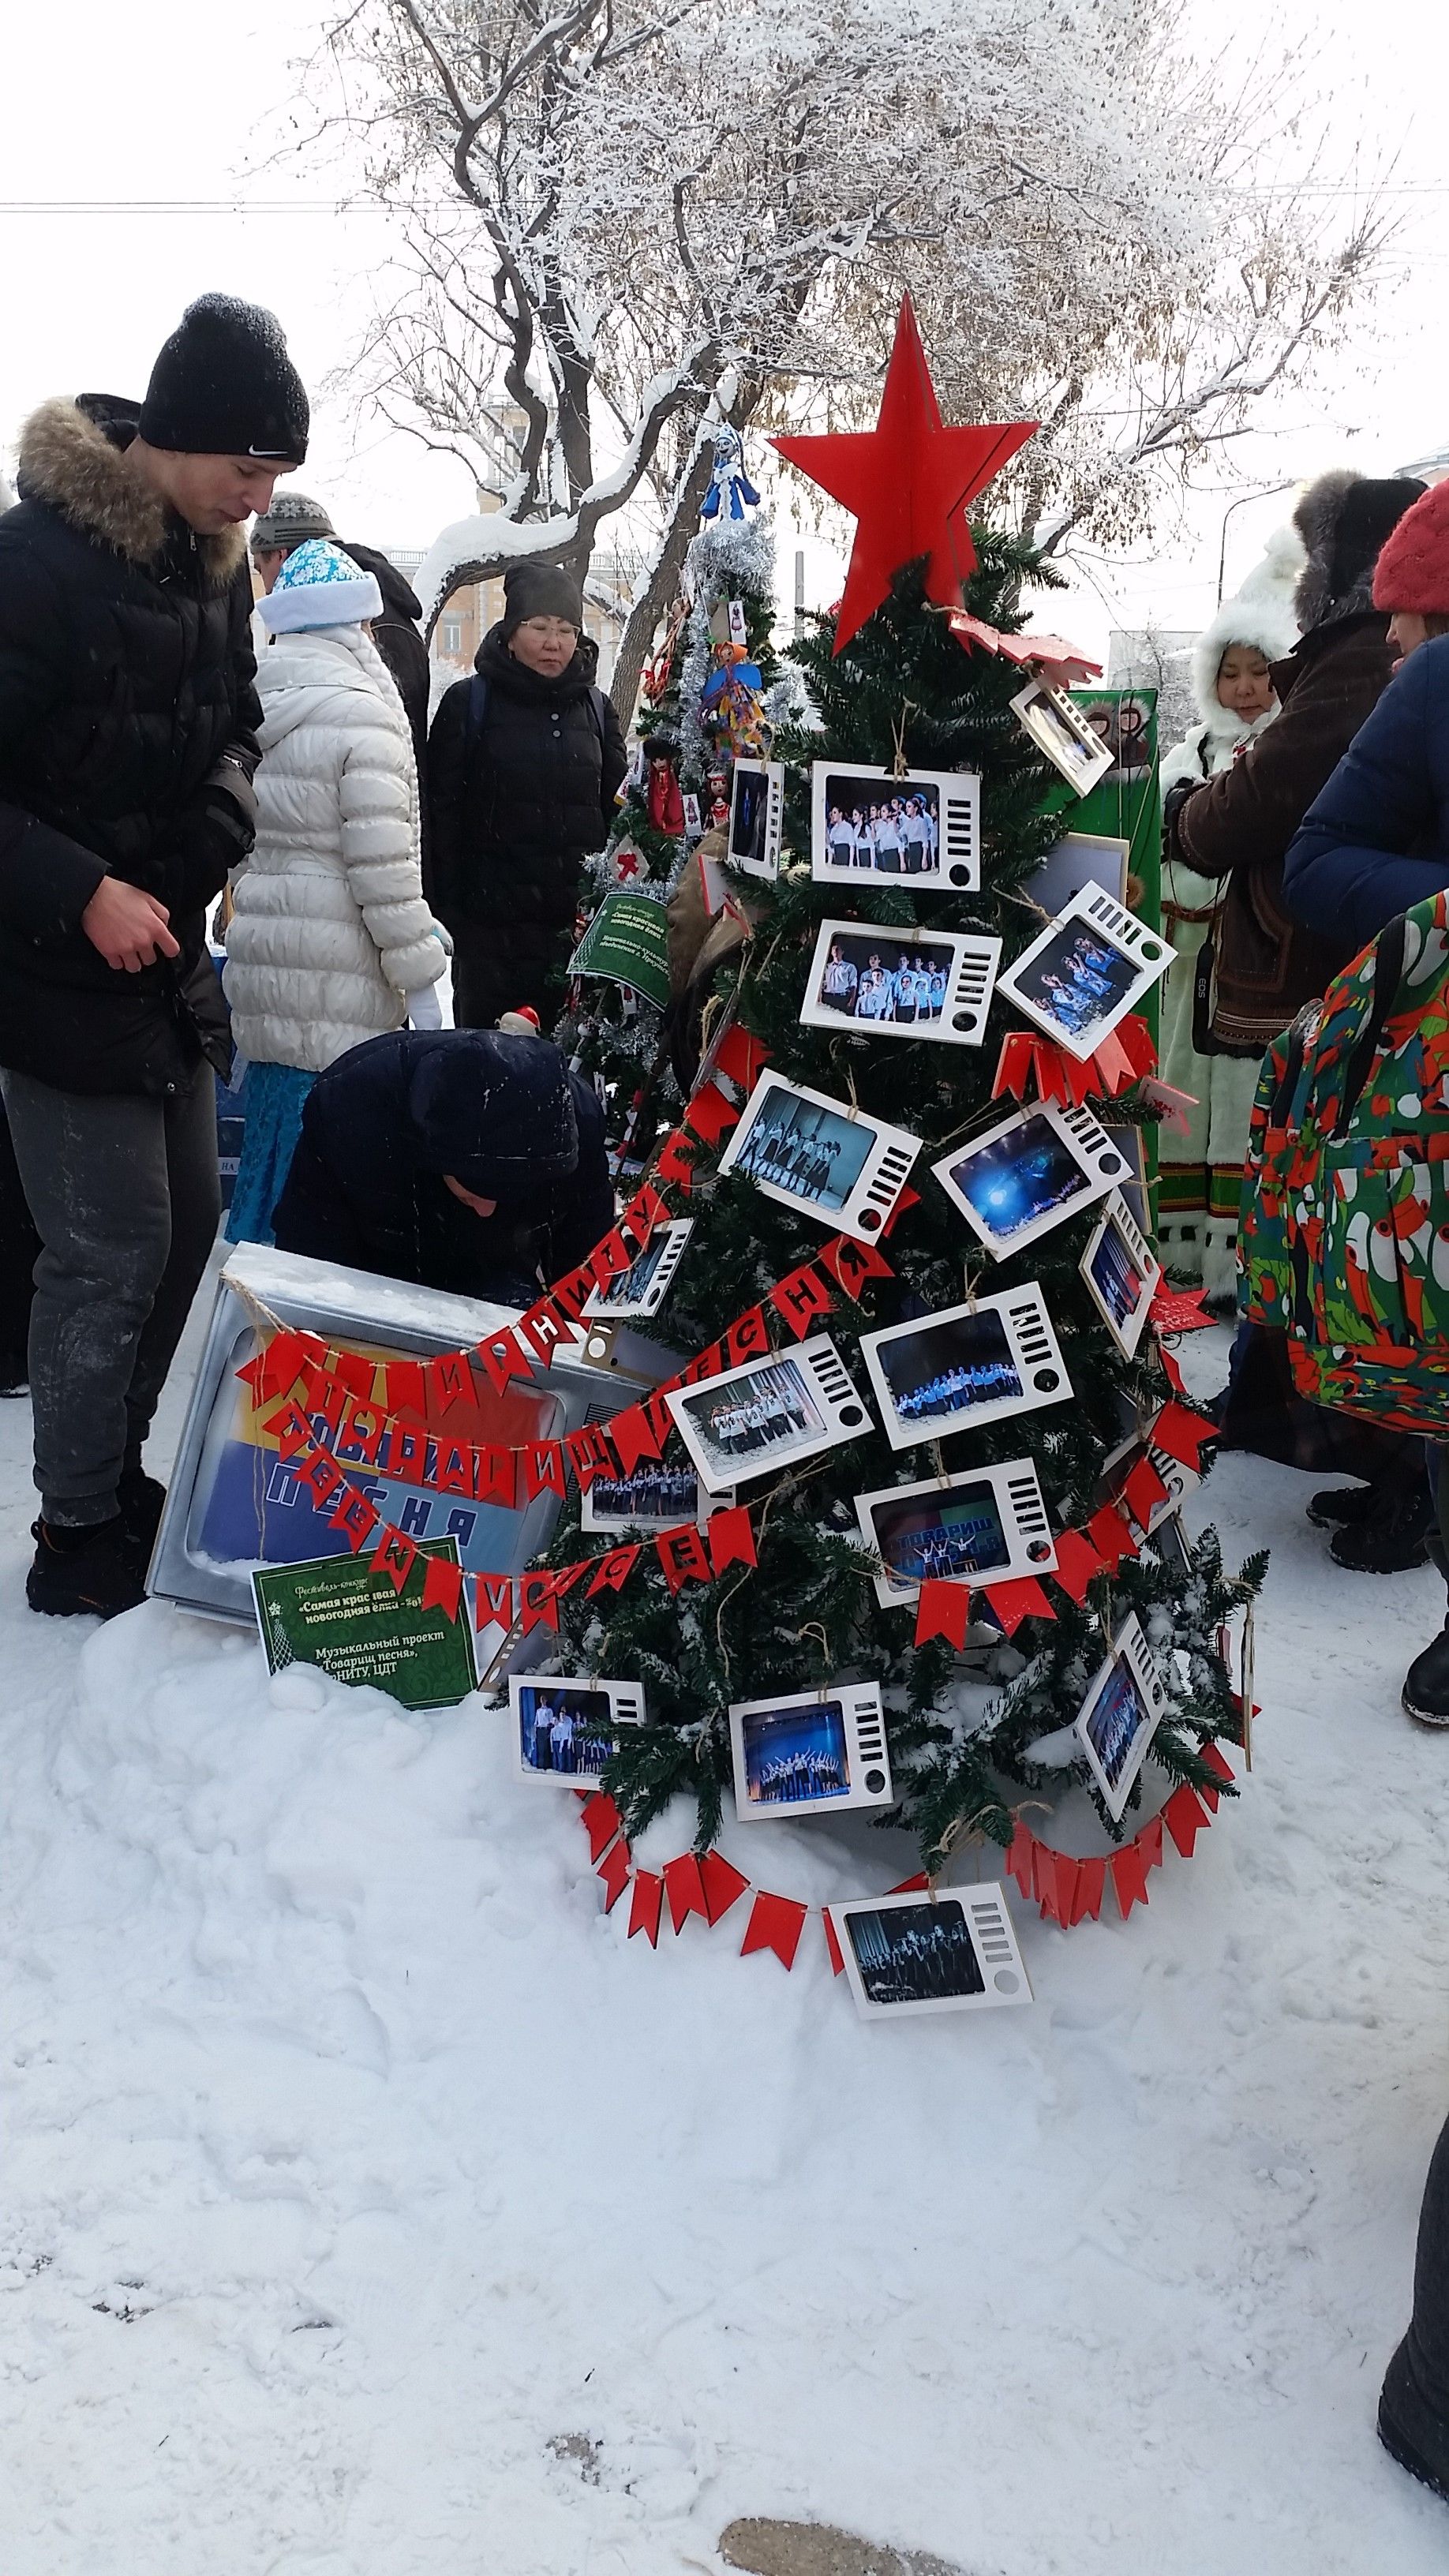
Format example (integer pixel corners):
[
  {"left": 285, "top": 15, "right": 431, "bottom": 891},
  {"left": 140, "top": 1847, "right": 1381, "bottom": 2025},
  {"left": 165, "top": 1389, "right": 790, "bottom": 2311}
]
[
  {"left": 271, "top": 1026, "right": 614, "bottom": 1304},
  {"left": 425, "top": 561, "right": 628, "bottom": 1032},
  {"left": 0, "top": 294, "right": 309, "bottom": 1617}
]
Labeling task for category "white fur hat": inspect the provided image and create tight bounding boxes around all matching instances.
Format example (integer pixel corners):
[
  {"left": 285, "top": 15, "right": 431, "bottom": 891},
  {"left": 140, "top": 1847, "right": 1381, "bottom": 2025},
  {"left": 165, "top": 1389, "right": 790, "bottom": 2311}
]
[{"left": 1189, "top": 524, "right": 1306, "bottom": 728}]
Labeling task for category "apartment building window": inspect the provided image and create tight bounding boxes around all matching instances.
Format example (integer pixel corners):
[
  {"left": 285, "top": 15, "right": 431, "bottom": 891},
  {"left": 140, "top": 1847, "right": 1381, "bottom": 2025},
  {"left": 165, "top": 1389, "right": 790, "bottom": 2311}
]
[{"left": 441, "top": 618, "right": 463, "bottom": 657}]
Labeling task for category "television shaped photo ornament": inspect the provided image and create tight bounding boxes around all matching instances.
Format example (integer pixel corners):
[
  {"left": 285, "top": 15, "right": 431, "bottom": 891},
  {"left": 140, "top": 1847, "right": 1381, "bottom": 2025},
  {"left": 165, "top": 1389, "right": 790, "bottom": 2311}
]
[
  {"left": 859, "top": 1281, "right": 1073, "bottom": 1453},
  {"left": 581, "top": 1219, "right": 693, "bottom": 1320},
  {"left": 727, "top": 758, "right": 784, "bottom": 879},
  {"left": 930, "top": 1100, "right": 1133, "bottom": 1260},
  {"left": 1079, "top": 1193, "right": 1162, "bottom": 1359},
  {"left": 995, "top": 885, "right": 1172, "bottom": 1064},
  {"left": 146, "top": 1243, "right": 655, "bottom": 1650},
  {"left": 666, "top": 1335, "right": 873, "bottom": 1495},
  {"left": 810, "top": 760, "right": 981, "bottom": 890},
  {"left": 853, "top": 1456, "right": 1058, "bottom": 1607},
  {"left": 581, "top": 1464, "right": 733, "bottom": 1534},
  {"left": 828, "top": 1884, "right": 1032, "bottom": 2024},
  {"left": 717, "top": 1069, "right": 921, "bottom": 1245},
  {"left": 728, "top": 1679, "right": 893, "bottom": 1824},
  {"left": 799, "top": 919, "right": 1002, "bottom": 1050},
  {"left": 509, "top": 1672, "right": 646, "bottom": 1788},
  {"left": 1009, "top": 678, "right": 1115, "bottom": 797},
  {"left": 1073, "top": 1612, "right": 1171, "bottom": 1824}
]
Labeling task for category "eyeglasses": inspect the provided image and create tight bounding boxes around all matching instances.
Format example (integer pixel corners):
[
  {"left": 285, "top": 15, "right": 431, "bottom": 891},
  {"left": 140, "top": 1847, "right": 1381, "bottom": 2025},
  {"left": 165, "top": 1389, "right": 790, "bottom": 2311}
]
[{"left": 516, "top": 617, "right": 579, "bottom": 641}]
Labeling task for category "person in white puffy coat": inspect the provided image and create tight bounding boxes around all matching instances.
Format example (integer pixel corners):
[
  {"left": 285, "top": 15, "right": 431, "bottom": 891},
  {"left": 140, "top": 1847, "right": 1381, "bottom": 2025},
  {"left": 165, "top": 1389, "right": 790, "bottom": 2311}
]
[{"left": 223, "top": 537, "right": 446, "bottom": 1243}]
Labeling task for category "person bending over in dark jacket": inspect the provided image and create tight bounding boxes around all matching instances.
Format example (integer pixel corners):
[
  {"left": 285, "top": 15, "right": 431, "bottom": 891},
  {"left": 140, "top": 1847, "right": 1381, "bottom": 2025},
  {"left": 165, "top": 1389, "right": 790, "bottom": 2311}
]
[
  {"left": 0, "top": 294, "right": 309, "bottom": 1619},
  {"left": 1285, "top": 480, "right": 1449, "bottom": 948},
  {"left": 425, "top": 561, "right": 628, "bottom": 1034},
  {"left": 271, "top": 1026, "right": 614, "bottom": 1305},
  {"left": 249, "top": 493, "right": 431, "bottom": 795}
]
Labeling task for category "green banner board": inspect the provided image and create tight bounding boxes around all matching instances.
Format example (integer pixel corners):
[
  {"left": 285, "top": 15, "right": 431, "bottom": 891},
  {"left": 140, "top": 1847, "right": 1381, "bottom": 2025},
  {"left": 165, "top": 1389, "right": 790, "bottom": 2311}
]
[
  {"left": 568, "top": 889, "right": 672, "bottom": 1009},
  {"left": 252, "top": 1538, "right": 477, "bottom": 1711}
]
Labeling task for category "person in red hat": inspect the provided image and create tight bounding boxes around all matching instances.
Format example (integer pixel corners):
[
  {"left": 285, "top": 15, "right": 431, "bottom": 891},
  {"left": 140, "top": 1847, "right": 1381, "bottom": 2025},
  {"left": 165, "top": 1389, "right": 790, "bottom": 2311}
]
[{"left": 1284, "top": 477, "right": 1449, "bottom": 946}]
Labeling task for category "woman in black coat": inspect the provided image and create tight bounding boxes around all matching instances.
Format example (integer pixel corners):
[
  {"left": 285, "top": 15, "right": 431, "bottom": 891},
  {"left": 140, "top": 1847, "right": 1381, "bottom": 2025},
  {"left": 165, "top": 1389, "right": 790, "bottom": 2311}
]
[{"left": 425, "top": 562, "right": 627, "bottom": 1032}]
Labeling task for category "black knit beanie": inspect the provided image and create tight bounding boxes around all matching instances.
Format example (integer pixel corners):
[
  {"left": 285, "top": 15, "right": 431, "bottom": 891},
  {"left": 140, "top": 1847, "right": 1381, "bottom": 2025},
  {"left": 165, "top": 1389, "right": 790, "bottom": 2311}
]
[
  {"left": 502, "top": 560, "right": 584, "bottom": 636},
  {"left": 138, "top": 295, "right": 309, "bottom": 464}
]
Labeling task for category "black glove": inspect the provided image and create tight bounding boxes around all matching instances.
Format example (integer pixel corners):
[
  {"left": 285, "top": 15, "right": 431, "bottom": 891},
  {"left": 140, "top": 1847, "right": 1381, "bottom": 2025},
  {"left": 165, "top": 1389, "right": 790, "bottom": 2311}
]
[
  {"left": 1162, "top": 775, "right": 1202, "bottom": 837},
  {"left": 167, "top": 763, "right": 257, "bottom": 915}
]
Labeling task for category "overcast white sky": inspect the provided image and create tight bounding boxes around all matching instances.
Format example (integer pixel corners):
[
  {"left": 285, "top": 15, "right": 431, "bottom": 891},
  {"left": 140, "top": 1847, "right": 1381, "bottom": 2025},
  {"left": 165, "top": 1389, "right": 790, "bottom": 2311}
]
[{"left": 3, "top": 0, "right": 1447, "bottom": 665}]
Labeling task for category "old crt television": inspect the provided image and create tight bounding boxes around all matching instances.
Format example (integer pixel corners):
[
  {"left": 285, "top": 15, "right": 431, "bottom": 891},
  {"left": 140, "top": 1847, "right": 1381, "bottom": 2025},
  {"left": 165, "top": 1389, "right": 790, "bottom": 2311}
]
[{"left": 148, "top": 1242, "right": 671, "bottom": 1628}]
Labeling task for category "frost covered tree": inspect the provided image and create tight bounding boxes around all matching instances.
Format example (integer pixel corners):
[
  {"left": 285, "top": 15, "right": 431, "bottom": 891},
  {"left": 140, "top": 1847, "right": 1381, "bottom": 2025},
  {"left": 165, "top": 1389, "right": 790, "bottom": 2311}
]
[{"left": 305, "top": 0, "right": 1388, "bottom": 710}]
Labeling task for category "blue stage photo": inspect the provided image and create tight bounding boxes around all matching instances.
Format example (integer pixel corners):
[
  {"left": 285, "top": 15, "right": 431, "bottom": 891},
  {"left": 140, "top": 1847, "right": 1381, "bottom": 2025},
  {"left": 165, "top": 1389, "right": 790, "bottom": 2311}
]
[
  {"left": 741, "top": 1697, "right": 850, "bottom": 1808},
  {"left": 947, "top": 1112, "right": 1089, "bottom": 1245}
]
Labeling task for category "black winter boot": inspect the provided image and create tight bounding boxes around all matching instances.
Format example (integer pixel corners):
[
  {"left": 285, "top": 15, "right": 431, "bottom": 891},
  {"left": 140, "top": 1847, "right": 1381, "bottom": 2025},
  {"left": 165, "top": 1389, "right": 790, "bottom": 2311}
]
[
  {"left": 1403, "top": 1625, "right": 1449, "bottom": 1727},
  {"left": 118, "top": 1465, "right": 167, "bottom": 1570},
  {"left": 1380, "top": 2110, "right": 1449, "bottom": 2502},
  {"left": 1328, "top": 1480, "right": 1436, "bottom": 1573},
  {"left": 26, "top": 1517, "right": 148, "bottom": 1619},
  {"left": 1307, "top": 1484, "right": 1375, "bottom": 1530}
]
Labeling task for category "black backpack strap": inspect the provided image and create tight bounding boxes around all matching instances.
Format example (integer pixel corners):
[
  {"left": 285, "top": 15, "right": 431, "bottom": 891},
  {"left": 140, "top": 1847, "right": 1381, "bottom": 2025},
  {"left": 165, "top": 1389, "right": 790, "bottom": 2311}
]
[
  {"left": 462, "top": 672, "right": 489, "bottom": 750},
  {"left": 1332, "top": 912, "right": 1410, "bottom": 1137}
]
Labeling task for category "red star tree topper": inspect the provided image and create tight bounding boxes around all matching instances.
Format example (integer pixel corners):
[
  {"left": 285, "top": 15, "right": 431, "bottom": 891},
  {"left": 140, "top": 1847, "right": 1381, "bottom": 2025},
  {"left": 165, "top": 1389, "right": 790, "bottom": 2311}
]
[{"left": 773, "top": 294, "right": 1037, "bottom": 653}]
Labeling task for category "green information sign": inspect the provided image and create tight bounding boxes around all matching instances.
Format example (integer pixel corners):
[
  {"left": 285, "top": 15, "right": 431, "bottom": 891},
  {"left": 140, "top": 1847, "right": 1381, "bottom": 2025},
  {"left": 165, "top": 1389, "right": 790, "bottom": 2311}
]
[
  {"left": 568, "top": 889, "right": 672, "bottom": 1009},
  {"left": 252, "top": 1538, "right": 477, "bottom": 1711}
]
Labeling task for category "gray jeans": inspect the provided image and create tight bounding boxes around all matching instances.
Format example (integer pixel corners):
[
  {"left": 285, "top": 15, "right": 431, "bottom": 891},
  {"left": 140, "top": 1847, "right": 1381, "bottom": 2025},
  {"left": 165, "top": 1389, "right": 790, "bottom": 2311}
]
[{"left": 0, "top": 1064, "right": 219, "bottom": 1525}]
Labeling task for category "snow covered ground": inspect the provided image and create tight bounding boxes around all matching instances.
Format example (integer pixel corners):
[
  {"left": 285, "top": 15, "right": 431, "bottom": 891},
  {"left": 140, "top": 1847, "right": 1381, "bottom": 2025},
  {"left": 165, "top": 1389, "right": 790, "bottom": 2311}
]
[{"left": 3, "top": 1279, "right": 1449, "bottom": 2576}]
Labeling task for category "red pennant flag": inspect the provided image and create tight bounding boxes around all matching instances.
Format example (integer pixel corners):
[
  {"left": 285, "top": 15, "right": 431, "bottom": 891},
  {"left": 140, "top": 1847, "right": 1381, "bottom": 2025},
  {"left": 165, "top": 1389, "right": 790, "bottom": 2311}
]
[
  {"left": 1068, "top": 1855, "right": 1107, "bottom": 1925},
  {"left": 655, "top": 1129, "right": 696, "bottom": 1193},
  {"left": 523, "top": 1441, "right": 567, "bottom": 1502},
  {"left": 381, "top": 1357, "right": 428, "bottom": 1417},
  {"left": 1121, "top": 1455, "right": 1171, "bottom": 1530},
  {"left": 565, "top": 1422, "right": 616, "bottom": 1492},
  {"left": 627, "top": 1870, "right": 663, "bottom": 1945},
  {"left": 549, "top": 1560, "right": 593, "bottom": 1600},
  {"left": 698, "top": 1850, "right": 751, "bottom": 1924},
  {"left": 294, "top": 1445, "right": 345, "bottom": 1507},
  {"left": 823, "top": 1911, "right": 845, "bottom": 1975},
  {"left": 663, "top": 1852, "right": 711, "bottom": 1933},
  {"left": 548, "top": 1263, "right": 595, "bottom": 1322},
  {"left": 516, "top": 1300, "right": 575, "bottom": 1368},
  {"left": 433, "top": 1438, "right": 474, "bottom": 1496},
  {"left": 328, "top": 1484, "right": 380, "bottom": 1552},
  {"left": 296, "top": 1360, "right": 348, "bottom": 1435},
  {"left": 337, "top": 1397, "right": 386, "bottom": 1466},
  {"left": 889, "top": 1871, "right": 931, "bottom": 1894},
  {"left": 474, "top": 1331, "right": 524, "bottom": 1397},
  {"left": 724, "top": 1305, "right": 771, "bottom": 1368},
  {"left": 710, "top": 1023, "right": 773, "bottom": 1094},
  {"left": 1085, "top": 1026, "right": 1135, "bottom": 1097},
  {"left": 1148, "top": 1282, "right": 1214, "bottom": 1335},
  {"left": 816, "top": 1234, "right": 893, "bottom": 1301},
  {"left": 740, "top": 1889, "right": 808, "bottom": 1969},
  {"left": 1163, "top": 1781, "right": 1209, "bottom": 1859},
  {"left": 1087, "top": 1504, "right": 1137, "bottom": 1572},
  {"left": 579, "top": 1791, "right": 623, "bottom": 1862},
  {"left": 1151, "top": 1400, "right": 1219, "bottom": 1472},
  {"left": 609, "top": 1406, "right": 661, "bottom": 1476},
  {"left": 707, "top": 1505, "right": 756, "bottom": 1576},
  {"left": 1115, "top": 1011, "right": 1156, "bottom": 1078},
  {"left": 380, "top": 1420, "right": 429, "bottom": 1488},
  {"left": 586, "top": 1544, "right": 642, "bottom": 1597},
  {"left": 881, "top": 1183, "right": 919, "bottom": 1239},
  {"left": 474, "top": 1445, "right": 519, "bottom": 1509},
  {"left": 1050, "top": 1527, "right": 1106, "bottom": 1607},
  {"left": 588, "top": 1228, "right": 636, "bottom": 1291},
  {"left": 915, "top": 1579, "right": 970, "bottom": 1647},
  {"left": 475, "top": 1574, "right": 515, "bottom": 1631},
  {"left": 597, "top": 1840, "right": 631, "bottom": 1912},
  {"left": 990, "top": 1031, "right": 1037, "bottom": 1101},
  {"left": 980, "top": 1575, "right": 1055, "bottom": 1637},
  {"left": 1110, "top": 1837, "right": 1154, "bottom": 1918},
  {"left": 519, "top": 1572, "right": 560, "bottom": 1634},
  {"left": 238, "top": 1327, "right": 309, "bottom": 1406},
  {"left": 263, "top": 1396, "right": 317, "bottom": 1462},
  {"left": 426, "top": 1351, "right": 474, "bottom": 1413},
  {"left": 620, "top": 1181, "right": 672, "bottom": 1248},
  {"left": 420, "top": 1552, "right": 463, "bottom": 1622},
  {"left": 1005, "top": 1820, "right": 1036, "bottom": 1900},
  {"left": 1158, "top": 1342, "right": 1187, "bottom": 1394},
  {"left": 1196, "top": 1739, "right": 1235, "bottom": 1813},
  {"left": 656, "top": 1523, "right": 713, "bottom": 1593},
  {"left": 642, "top": 1388, "right": 678, "bottom": 1450},
  {"left": 1138, "top": 1813, "right": 1165, "bottom": 1875},
  {"left": 683, "top": 1080, "right": 740, "bottom": 1147},
  {"left": 769, "top": 1264, "right": 835, "bottom": 1339},
  {"left": 679, "top": 1341, "right": 724, "bottom": 1387},
  {"left": 1036, "top": 1847, "right": 1078, "bottom": 1927},
  {"left": 370, "top": 1525, "right": 419, "bottom": 1593}
]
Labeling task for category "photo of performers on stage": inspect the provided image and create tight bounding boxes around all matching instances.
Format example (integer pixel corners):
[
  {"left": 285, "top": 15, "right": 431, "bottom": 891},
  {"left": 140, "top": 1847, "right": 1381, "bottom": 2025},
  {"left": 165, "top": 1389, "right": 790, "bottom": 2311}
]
[
  {"left": 1009, "top": 919, "right": 1138, "bottom": 1046},
  {"left": 1089, "top": 1216, "right": 1145, "bottom": 1332},
  {"left": 821, "top": 775, "right": 942, "bottom": 878},
  {"left": 584, "top": 1462, "right": 707, "bottom": 1526},
  {"left": 868, "top": 1482, "right": 1012, "bottom": 1593},
  {"left": 729, "top": 762, "right": 773, "bottom": 870},
  {"left": 844, "top": 1898, "right": 986, "bottom": 2008},
  {"left": 739, "top": 1697, "right": 850, "bottom": 1810},
  {"left": 516, "top": 1683, "right": 619, "bottom": 1780},
  {"left": 811, "top": 928, "right": 951, "bottom": 1029},
  {"left": 594, "top": 1231, "right": 673, "bottom": 1310},
  {"left": 680, "top": 1357, "right": 825, "bottom": 1478},
  {"left": 876, "top": 1308, "right": 1024, "bottom": 1433},
  {"left": 732, "top": 1086, "right": 874, "bottom": 1215},
  {"left": 1083, "top": 1661, "right": 1152, "bottom": 1792},
  {"left": 945, "top": 1111, "right": 1091, "bottom": 1246}
]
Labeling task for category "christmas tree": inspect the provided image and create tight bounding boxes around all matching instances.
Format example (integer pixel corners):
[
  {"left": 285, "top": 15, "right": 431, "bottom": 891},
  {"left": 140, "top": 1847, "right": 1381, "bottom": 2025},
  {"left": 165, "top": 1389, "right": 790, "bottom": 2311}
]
[
  {"left": 544, "top": 313, "right": 1260, "bottom": 1873},
  {"left": 561, "top": 435, "right": 786, "bottom": 1171}
]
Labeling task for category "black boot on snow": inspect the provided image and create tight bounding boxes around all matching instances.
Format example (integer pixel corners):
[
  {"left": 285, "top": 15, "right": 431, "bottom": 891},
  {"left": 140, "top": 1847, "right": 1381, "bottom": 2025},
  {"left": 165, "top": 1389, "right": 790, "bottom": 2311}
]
[
  {"left": 1329, "top": 1483, "right": 1436, "bottom": 1574},
  {"left": 26, "top": 1517, "right": 148, "bottom": 1619},
  {"left": 1403, "top": 1626, "right": 1449, "bottom": 1728},
  {"left": 1307, "top": 1484, "right": 1376, "bottom": 1530},
  {"left": 1380, "top": 2336, "right": 1449, "bottom": 2503},
  {"left": 118, "top": 1466, "right": 167, "bottom": 1569}
]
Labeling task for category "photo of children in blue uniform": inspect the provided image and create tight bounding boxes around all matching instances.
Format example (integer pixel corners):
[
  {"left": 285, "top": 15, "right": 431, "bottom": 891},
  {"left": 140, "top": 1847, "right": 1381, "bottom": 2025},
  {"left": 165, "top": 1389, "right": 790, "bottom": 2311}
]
[
  {"left": 821, "top": 775, "right": 942, "bottom": 878},
  {"left": 811, "top": 929, "right": 952, "bottom": 1028},
  {"left": 1011, "top": 921, "right": 1138, "bottom": 1044},
  {"left": 879, "top": 1309, "right": 1024, "bottom": 1428},
  {"left": 1088, "top": 1219, "right": 1145, "bottom": 1331},
  {"left": 1083, "top": 1663, "right": 1151, "bottom": 1790},
  {"left": 740, "top": 1698, "right": 850, "bottom": 1807}
]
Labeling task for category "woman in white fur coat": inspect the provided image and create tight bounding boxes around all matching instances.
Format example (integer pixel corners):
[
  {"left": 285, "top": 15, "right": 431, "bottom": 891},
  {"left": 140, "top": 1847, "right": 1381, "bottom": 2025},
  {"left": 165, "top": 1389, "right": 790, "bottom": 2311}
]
[
  {"left": 223, "top": 538, "right": 446, "bottom": 1244},
  {"left": 1157, "top": 528, "right": 1303, "bottom": 1301}
]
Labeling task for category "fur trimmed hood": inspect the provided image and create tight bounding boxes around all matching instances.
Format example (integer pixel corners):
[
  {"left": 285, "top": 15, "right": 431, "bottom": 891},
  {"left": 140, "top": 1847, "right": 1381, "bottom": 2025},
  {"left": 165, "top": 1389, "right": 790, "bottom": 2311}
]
[
  {"left": 1292, "top": 470, "right": 1426, "bottom": 635},
  {"left": 1189, "top": 523, "right": 1305, "bottom": 739},
  {"left": 15, "top": 395, "right": 247, "bottom": 588}
]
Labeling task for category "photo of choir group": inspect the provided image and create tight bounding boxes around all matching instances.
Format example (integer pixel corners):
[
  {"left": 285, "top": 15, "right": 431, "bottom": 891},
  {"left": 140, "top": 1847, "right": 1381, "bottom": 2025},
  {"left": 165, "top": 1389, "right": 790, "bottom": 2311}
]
[
  {"left": 1006, "top": 919, "right": 1139, "bottom": 1047},
  {"left": 582, "top": 1461, "right": 709, "bottom": 1530},
  {"left": 819, "top": 777, "right": 942, "bottom": 877},
  {"left": 808, "top": 929, "right": 953, "bottom": 1028},
  {"left": 843, "top": 1898, "right": 987, "bottom": 2007},
  {"left": 1082, "top": 1661, "right": 1153, "bottom": 1791},
  {"left": 1082, "top": 1203, "right": 1155, "bottom": 1354},
  {"left": 865, "top": 1481, "right": 1013, "bottom": 1593},
  {"left": 592, "top": 1230, "right": 675, "bottom": 1311},
  {"left": 515, "top": 1683, "right": 620, "bottom": 1780},
  {"left": 678, "top": 1356, "right": 825, "bottom": 1478},
  {"left": 738, "top": 1695, "right": 851, "bottom": 1810},
  {"left": 728, "top": 1084, "right": 874, "bottom": 1214},
  {"left": 871, "top": 1306, "right": 1026, "bottom": 1434}
]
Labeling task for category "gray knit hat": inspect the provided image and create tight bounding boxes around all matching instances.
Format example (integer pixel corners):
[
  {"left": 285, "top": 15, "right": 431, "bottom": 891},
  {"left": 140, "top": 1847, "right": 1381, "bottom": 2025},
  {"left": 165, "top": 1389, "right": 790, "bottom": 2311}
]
[{"left": 251, "top": 489, "right": 335, "bottom": 551}]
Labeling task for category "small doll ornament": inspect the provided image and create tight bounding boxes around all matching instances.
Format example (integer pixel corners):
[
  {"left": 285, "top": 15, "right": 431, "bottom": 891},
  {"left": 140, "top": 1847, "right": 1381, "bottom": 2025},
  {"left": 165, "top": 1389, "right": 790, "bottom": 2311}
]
[
  {"left": 699, "top": 425, "right": 761, "bottom": 522},
  {"left": 643, "top": 736, "right": 686, "bottom": 837}
]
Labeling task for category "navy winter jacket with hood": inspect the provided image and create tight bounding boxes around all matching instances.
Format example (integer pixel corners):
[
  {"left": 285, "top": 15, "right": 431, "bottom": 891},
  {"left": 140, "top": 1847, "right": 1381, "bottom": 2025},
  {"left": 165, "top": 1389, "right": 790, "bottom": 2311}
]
[
  {"left": 271, "top": 1027, "right": 613, "bottom": 1304},
  {"left": 1284, "top": 635, "right": 1449, "bottom": 951}
]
